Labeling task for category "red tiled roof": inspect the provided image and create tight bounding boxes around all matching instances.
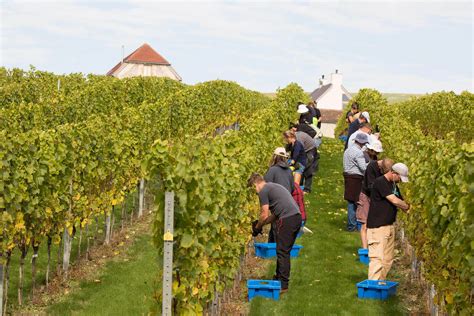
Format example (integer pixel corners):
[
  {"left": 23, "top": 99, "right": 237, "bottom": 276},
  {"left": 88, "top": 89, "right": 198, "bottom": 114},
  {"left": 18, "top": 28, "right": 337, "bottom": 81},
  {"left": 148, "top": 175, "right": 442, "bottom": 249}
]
[
  {"left": 106, "top": 61, "right": 123, "bottom": 76},
  {"left": 106, "top": 43, "right": 171, "bottom": 76},
  {"left": 125, "top": 43, "right": 170, "bottom": 65}
]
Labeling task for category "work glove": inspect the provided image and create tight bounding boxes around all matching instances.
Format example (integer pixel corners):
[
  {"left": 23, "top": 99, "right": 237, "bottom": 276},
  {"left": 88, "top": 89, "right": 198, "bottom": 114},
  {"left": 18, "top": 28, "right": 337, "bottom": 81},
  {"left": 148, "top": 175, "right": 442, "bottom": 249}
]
[{"left": 252, "top": 220, "right": 263, "bottom": 237}]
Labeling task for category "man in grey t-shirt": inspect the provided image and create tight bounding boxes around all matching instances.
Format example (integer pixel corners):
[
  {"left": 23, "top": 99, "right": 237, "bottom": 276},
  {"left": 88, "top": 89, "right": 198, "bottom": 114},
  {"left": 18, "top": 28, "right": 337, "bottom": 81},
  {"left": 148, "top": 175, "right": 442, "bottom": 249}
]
[{"left": 248, "top": 173, "right": 302, "bottom": 292}]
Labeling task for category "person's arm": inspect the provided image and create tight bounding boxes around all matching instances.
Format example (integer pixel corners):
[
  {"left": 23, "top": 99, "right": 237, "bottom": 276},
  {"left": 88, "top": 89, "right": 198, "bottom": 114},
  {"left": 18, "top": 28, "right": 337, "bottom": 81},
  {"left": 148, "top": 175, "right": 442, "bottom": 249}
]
[
  {"left": 386, "top": 194, "right": 410, "bottom": 211},
  {"left": 256, "top": 204, "right": 276, "bottom": 229},
  {"left": 356, "top": 153, "right": 369, "bottom": 174}
]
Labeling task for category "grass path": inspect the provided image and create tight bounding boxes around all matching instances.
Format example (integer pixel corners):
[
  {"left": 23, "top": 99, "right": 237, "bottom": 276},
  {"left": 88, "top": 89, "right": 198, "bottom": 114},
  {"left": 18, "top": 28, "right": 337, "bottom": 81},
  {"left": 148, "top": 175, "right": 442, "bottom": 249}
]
[
  {"left": 22, "top": 138, "right": 409, "bottom": 315},
  {"left": 250, "top": 138, "right": 407, "bottom": 315},
  {"left": 45, "top": 227, "right": 158, "bottom": 315}
]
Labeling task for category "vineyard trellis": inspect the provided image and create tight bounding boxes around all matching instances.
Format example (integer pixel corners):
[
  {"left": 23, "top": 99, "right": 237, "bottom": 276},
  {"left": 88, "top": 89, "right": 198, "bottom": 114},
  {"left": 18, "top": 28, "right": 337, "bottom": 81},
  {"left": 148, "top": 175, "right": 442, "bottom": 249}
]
[
  {"left": 1, "top": 67, "right": 308, "bottom": 313},
  {"left": 335, "top": 89, "right": 474, "bottom": 314}
]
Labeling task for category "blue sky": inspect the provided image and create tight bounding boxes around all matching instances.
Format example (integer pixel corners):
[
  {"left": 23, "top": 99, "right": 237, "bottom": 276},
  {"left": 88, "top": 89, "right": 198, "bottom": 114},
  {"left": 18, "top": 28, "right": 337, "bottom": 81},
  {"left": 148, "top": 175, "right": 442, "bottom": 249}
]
[{"left": 1, "top": 0, "right": 472, "bottom": 93}]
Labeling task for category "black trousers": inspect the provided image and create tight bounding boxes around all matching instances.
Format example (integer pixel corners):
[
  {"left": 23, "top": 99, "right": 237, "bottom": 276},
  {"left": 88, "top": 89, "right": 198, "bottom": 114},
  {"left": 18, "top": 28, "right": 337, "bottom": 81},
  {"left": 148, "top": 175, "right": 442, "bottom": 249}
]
[
  {"left": 268, "top": 222, "right": 277, "bottom": 243},
  {"left": 275, "top": 213, "right": 302, "bottom": 289},
  {"left": 302, "top": 148, "right": 319, "bottom": 193}
]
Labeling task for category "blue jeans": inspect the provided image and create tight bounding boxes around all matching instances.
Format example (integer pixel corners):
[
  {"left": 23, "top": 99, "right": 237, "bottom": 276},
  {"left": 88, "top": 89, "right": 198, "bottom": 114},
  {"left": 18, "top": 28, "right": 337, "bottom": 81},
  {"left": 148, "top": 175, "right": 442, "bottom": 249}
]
[{"left": 347, "top": 201, "right": 357, "bottom": 231}]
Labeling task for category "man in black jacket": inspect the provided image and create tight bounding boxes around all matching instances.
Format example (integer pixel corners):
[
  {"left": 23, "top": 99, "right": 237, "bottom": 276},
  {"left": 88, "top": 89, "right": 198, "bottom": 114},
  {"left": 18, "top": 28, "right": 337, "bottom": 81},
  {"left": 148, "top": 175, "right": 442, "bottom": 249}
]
[{"left": 264, "top": 147, "right": 294, "bottom": 242}]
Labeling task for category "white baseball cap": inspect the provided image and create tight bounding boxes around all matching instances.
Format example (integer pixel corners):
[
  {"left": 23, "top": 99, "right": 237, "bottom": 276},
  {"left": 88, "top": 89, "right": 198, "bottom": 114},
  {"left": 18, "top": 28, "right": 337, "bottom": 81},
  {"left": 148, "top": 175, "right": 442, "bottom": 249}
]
[
  {"left": 366, "top": 140, "right": 383, "bottom": 153},
  {"left": 392, "top": 163, "right": 409, "bottom": 182},
  {"left": 273, "top": 147, "right": 289, "bottom": 157},
  {"left": 361, "top": 111, "right": 370, "bottom": 123},
  {"left": 297, "top": 104, "right": 309, "bottom": 114}
]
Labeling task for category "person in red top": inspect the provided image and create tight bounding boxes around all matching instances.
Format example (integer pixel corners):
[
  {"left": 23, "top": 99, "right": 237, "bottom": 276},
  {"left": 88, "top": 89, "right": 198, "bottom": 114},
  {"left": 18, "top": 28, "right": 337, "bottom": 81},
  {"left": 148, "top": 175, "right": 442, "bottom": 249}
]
[{"left": 292, "top": 183, "right": 306, "bottom": 222}]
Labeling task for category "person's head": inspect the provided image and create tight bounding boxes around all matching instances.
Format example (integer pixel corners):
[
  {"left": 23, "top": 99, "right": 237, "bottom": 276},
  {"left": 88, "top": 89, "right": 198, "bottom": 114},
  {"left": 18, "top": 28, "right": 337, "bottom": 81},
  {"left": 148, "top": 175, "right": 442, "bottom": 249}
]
[
  {"left": 307, "top": 100, "right": 316, "bottom": 108},
  {"left": 270, "top": 147, "right": 289, "bottom": 166},
  {"left": 289, "top": 122, "right": 298, "bottom": 133},
  {"left": 297, "top": 104, "right": 309, "bottom": 114},
  {"left": 247, "top": 173, "right": 266, "bottom": 193},
  {"left": 359, "top": 111, "right": 370, "bottom": 124},
  {"left": 380, "top": 158, "right": 394, "bottom": 174},
  {"left": 283, "top": 130, "right": 296, "bottom": 144},
  {"left": 390, "top": 163, "right": 409, "bottom": 183},
  {"left": 351, "top": 102, "right": 359, "bottom": 113},
  {"left": 359, "top": 123, "right": 373, "bottom": 134},
  {"left": 354, "top": 133, "right": 369, "bottom": 148},
  {"left": 366, "top": 139, "right": 383, "bottom": 160}
]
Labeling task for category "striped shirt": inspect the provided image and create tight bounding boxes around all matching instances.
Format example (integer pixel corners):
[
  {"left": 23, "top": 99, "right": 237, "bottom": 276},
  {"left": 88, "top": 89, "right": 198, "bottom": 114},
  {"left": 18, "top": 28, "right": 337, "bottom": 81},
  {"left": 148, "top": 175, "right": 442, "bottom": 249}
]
[{"left": 343, "top": 144, "right": 368, "bottom": 176}]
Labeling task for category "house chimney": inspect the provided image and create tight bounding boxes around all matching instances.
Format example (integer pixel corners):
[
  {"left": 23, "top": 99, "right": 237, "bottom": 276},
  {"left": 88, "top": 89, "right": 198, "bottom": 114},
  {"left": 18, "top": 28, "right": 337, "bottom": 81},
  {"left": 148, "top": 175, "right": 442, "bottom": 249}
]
[
  {"left": 331, "top": 70, "right": 342, "bottom": 87},
  {"left": 322, "top": 75, "right": 325, "bottom": 79},
  {"left": 121, "top": 45, "right": 125, "bottom": 63}
]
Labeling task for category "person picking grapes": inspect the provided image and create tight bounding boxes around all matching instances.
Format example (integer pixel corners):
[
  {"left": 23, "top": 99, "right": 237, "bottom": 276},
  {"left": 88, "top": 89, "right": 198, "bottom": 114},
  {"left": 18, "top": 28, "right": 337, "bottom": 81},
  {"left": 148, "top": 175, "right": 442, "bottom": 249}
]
[
  {"left": 248, "top": 173, "right": 302, "bottom": 293},
  {"left": 367, "top": 163, "right": 410, "bottom": 280},
  {"left": 283, "top": 130, "right": 306, "bottom": 185}
]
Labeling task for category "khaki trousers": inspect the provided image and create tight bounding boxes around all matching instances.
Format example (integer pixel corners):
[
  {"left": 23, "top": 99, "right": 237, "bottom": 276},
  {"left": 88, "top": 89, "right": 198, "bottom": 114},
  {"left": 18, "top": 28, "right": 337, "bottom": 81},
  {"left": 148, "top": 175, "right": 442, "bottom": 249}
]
[{"left": 367, "top": 225, "right": 395, "bottom": 280}]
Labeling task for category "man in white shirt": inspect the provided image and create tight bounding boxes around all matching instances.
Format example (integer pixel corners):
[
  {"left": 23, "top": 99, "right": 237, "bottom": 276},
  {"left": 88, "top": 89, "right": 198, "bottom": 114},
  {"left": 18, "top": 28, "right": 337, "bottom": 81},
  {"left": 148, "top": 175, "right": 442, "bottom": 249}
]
[{"left": 343, "top": 133, "right": 369, "bottom": 231}]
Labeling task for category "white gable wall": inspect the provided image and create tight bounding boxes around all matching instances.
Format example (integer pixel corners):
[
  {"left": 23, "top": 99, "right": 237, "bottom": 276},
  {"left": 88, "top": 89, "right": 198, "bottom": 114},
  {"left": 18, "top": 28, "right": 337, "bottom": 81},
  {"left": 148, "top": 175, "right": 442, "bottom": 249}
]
[
  {"left": 317, "top": 87, "right": 345, "bottom": 111},
  {"left": 113, "top": 63, "right": 182, "bottom": 80}
]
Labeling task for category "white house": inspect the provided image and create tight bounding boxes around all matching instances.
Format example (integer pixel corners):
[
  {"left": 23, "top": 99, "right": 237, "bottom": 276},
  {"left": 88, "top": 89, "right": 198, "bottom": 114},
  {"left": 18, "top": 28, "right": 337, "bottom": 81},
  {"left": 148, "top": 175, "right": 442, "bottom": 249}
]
[
  {"left": 107, "top": 43, "right": 182, "bottom": 81},
  {"left": 309, "top": 70, "right": 351, "bottom": 111}
]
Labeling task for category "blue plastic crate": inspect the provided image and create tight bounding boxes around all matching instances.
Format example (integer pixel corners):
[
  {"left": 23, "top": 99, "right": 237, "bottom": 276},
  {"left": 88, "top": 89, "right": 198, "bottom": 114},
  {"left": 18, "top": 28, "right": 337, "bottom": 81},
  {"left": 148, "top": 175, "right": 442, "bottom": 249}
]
[
  {"left": 247, "top": 280, "right": 281, "bottom": 301},
  {"left": 254, "top": 243, "right": 303, "bottom": 258},
  {"left": 358, "top": 248, "right": 369, "bottom": 265},
  {"left": 356, "top": 280, "right": 398, "bottom": 300}
]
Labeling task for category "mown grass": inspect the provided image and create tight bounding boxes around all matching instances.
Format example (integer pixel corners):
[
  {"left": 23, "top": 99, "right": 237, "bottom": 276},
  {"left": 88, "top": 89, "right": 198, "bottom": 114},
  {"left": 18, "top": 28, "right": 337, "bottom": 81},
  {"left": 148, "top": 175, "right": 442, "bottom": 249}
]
[
  {"left": 250, "top": 137, "right": 407, "bottom": 315},
  {"left": 5, "top": 190, "right": 141, "bottom": 312},
  {"left": 46, "top": 231, "right": 158, "bottom": 315}
]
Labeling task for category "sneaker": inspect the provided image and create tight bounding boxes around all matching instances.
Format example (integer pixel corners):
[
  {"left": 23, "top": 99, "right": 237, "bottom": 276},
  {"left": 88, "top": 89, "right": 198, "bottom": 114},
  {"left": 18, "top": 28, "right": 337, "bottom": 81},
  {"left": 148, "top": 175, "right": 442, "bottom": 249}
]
[{"left": 280, "top": 288, "right": 288, "bottom": 295}]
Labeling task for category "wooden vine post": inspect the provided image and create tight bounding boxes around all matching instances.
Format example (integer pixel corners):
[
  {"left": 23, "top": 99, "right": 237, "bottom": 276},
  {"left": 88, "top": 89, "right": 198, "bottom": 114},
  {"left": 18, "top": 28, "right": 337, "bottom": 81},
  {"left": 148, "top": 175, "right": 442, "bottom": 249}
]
[
  {"left": 63, "top": 179, "right": 74, "bottom": 277},
  {"left": 138, "top": 179, "right": 145, "bottom": 217},
  {"left": 0, "top": 256, "right": 3, "bottom": 316},
  {"left": 162, "top": 191, "right": 174, "bottom": 316}
]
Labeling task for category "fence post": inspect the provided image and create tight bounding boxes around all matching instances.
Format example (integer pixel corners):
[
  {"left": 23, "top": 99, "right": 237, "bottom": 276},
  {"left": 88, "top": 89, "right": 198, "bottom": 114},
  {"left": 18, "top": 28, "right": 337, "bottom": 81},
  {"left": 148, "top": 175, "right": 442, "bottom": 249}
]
[
  {"left": 138, "top": 179, "right": 145, "bottom": 217},
  {"left": 430, "top": 284, "right": 438, "bottom": 316},
  {"left": 0, "top": 259, "right": 3, "bottom": 316},
  {"left": 162, "top": 191, "right": 174, "bottom": 316}
]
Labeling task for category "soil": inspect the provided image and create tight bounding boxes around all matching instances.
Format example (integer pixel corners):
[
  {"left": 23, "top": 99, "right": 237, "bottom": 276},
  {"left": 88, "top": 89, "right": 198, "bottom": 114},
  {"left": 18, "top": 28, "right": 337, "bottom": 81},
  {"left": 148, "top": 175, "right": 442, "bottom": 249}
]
[
  {"left": 218, "top": 229, "right": 272, "bottom": 316},
  {"left": 392, "top": 228, "right": 430, "bottom": 315}
]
